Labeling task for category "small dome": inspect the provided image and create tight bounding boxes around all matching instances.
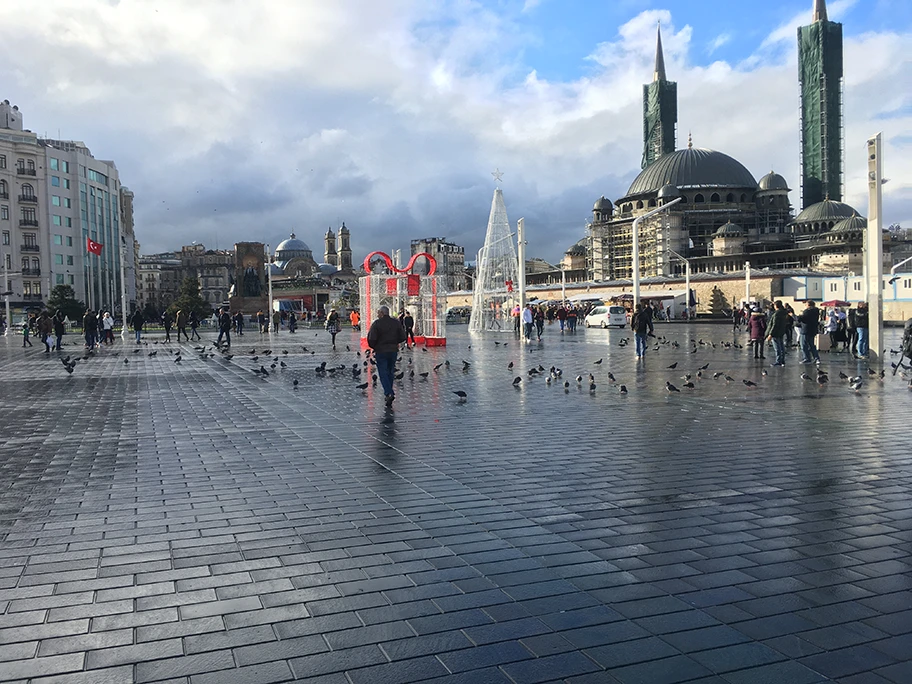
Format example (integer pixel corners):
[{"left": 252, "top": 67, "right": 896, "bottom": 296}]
[
  {"left": 758, "top": 171, "right": 790, "bottom": 191},
  {"left": 593, "top": 196, "right": 613, "bottom": 212},
  {"left": 714, "top": 221, "right": 744, "bottom": 237},
  {"left": 275, "top": 233, "right": 312, "bottom": 254},
  {"left": 793, "top": 199, "right": 857, "bottom": 224},
  {"left": 325, "top": 227, "right": 335, "bottom": 237},
  {"left": 657, "top": 183, "right": 680, "bottom": 199},
  {"left": 830, "top": 213, "right": 867, "bottom": 233},
  {"left": 317, "top": 263, "right": 338, "bottom": 275},
  {"left": 338, "top": 222, "right": 349, "bottom": 234},
  {"left": 565, "top": 241, "right": 586, "bottom": 256}
]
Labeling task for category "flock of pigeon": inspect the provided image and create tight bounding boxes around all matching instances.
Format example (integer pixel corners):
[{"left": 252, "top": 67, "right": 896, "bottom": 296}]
[{"left": 54, "top": 331, "right": 912, "bottom": 404}]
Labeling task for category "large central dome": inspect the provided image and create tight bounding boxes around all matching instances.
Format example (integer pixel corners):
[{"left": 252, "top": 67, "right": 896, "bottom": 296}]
[{"left": 625, "top": 147, "right": 758, "bottom": 198}]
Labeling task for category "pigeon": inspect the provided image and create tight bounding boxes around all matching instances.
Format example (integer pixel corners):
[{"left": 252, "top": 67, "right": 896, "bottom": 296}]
[
  {"left": 512, "top": 377, "right": 522, "bottom": 386},
  {"left": 607, "top": 372, "right": 616, "bottom": 383},
  {"left": 280, "top": 361, "right": 287, "bottom": 368},
  {"left": 589, "top": 382, "right": 596, "bottom": 392},
  {"left": 394, "top": 371, "right": 404, "bottom": 380},
  {"left": 801, "top": 372, "right": 812, "bottom": 380},
  {"left": 667, "top": 362, "right": 678, "bottom": 369},
  {"left": 665, "top": 381, "right": 680, "bottom": 392},
  {"left": 594, "top": 359, "right": 603, "bottom": 365},
  {"left": 698, "top": 363, "right": 709, "bottom": 370},
  {"left": 293, "top": 379, "right": 299, "bottom": 387},
  {"left": 507, "top": 362, "right": 514, "bottom": 369},
  {"left": 838, "top": 371, "right": 849, "bottom": 380},
  {"left": 576, "top": 375, "right": 583, "bottom": 384},
  {"left": 283, "top": 350, "right": 289, "bottom": 355},
  {"left": 259, "top": 366, "right": 269, "bottom": 376},
  {"left": 619, "top": 385, "right": 627, "bottom": 394},
  {"left": 453, "top": 390, "right": 468, "bottom": 402},
  {"left": 682, "top": 381, "right": 695, "bottom": 389},
  {"left": 713, "top": 372, "right": 724, "bottom": 379},
  {"left": 124, "top": 358, "right": 129, "bottom": 365},
  {"left": 761, "top": 369, "right": 768, "bottom": 376},
  {"left": 743, "top": 379, "right": 757, "bottom": 387},
  {"left": 563, "top": 381, "right": 570, "bottom": 388},
  {"left": 419, "top": 372, "right": 429, "bottom": 379},
  {"left": 356, "top": 382, "right": 369, "bottom": 390},
  {"left": 724, "top": 375, "right": 735, "bottom": 382},
  {"left": 849, "top": 379, "right": 863, "bottom": 392},
  {"left": 817, "top": 374, "right": 828, "bottom": 385},
  {"left": 434, "top": 363, "right": 444, "bottom": 371}
]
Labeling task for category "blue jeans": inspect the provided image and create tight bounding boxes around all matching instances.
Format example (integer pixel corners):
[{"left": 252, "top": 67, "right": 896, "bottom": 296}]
[
  {"left": 856, "top": 327, "right": 869, "bottom": 357},
  {"left": 771, "top": 336, "right": 785, "bottom": 364},
  {"left": 375, "top": 351, "right": 398, "bottom": 397},
  {"left": 134, "top": 330, "right": 141, "bottom": 343},
  {"left": 635, "top": 334, "right": 648, "bottom": 357},
  {"left": 801, "top": 334, "right": 820, "bottom": 363},
  {"left": 523, "top": 322, "right": 533, "bottom": 339}
]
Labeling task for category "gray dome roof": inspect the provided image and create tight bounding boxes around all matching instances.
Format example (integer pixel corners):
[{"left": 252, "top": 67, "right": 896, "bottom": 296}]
[
  {"left": 593, "top": 196, "right": 613, "bottom": 211},
  {"left": 657, "top": 183, "right": 679, "bottom": 199},
  {"left": 565, "top": 240, "right": 586, "bottom": 256},
  {"left": 317, "top": 263, "right": 338, "bottom": 275},
  {"left": 625, "top": 147, "right": 758, "bottom": 198},
  {"left": 714, "top": 221, "right": 744, "bottom": 237},
  {"left": 830, "top": 213, "right": 866, "bottom": 233},
  {"left": 275, "top": 233, "right": 311, "bottom": 254},
  {"left": 793, "top": 199, "right": 857, "bottom": 224},
  {"left": 758, "top": 171, "right": 790, "bottom": 191}
]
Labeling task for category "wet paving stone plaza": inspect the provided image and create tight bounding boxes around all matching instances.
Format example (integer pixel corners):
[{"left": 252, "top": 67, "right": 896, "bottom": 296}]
[{"left": 0, "top": 321, "right": 910, "bottom": 684}]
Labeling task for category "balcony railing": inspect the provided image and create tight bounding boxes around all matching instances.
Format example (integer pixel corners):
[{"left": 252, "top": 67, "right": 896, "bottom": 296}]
[
  {"left": 16, "top": 168, "right": 37, "bottom": 176},
  {"left": 23, "top": 293, "right": 43, "bottom": 300},
  {"left": 19, "top": 219, "right": 39, "bottom": 227},
  {"left": 21, "top": 244, "right": 39, "bottom": 252},
  {"left": 21, "top": 268, "right": 40, "bottom": 276},
  {"left": 18, "top": 194, "right": 38, "bottom": 204}
]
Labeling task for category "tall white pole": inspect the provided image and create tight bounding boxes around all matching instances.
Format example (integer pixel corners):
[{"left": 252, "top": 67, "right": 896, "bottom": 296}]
[
  {"left": 866, "top": 133, "right": 884, "bottom": 363},
  {"left": 561, "top": 266, "right": 566, "bottom": 303},
  {"left": 685, "top": 260, "right": 691, "bottom": 319},
  {"left": 632, "top": 197, "right": 681, "bottom": 307},
  {"left": 266, "top": 244, "right": 274, "bottom": 335},
  {"left": 517, "top": 218, "right": 526, "bottom": 309},
  {"left": 119, "top": 239, "right": 128, "bottom": 339},
  {"left": 745, "top": 260, "right": 751, "bottom": 305},
  {"left": 2, "top": 255, "right": 11, "bottom": 336}
]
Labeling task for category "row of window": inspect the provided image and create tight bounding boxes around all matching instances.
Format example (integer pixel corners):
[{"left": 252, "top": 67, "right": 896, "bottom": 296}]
[
  {"left": 55, "top": 273, "right": 76, "bottom": 285},
  {"left": 48, "top": 158, "right": 71, "bottom": 173}
]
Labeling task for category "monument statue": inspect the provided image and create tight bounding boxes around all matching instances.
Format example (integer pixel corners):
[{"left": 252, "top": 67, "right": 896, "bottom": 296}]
[{"left": 243, "top": 266, "right": 261, "bottom": 297}]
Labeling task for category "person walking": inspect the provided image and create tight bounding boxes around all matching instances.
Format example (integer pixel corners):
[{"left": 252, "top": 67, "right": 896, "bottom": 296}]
[
  {"left": 855, "top": 301, "right": 869, "bottom": 359},
  {"left": 556, "top": 305, "right": 568, "bottom": 331},
  {"left": 233, "top": 311, "right": 245, "bottom": 336},
  {"left": 176, "top": 309, "right": 189, "bottom": 342},
  {"left": 567, "top": 306, "right": 578, "bottom": 332},
  {"left": 747, "top": 306, "right": 767, "bottom": 359},
  {"left": 216, "top": 307, "right": 232, "bottom": 347},
  {"left": 350, "top": 309, "right": 361, "bottom": 331},
  {"left": 36, "top": 311, "right": 53, "bottom": 353},
  {"left": 765, "top": 300, "right": 789, "bottom": 366},
  {"left": 102, "top": 312, "right": 115, "bottom": 344},
  {"left": 161, "top": 311, "right": 173, "bottom": 343},
  {"left": 272, "top": 310, "right": 280, "bottom": 333},
  {"left": 83, "top": 309, "right": 98, "bottom": 349},
  {"left": 534, "top": 306, "right": 545, "bottom": 339},
  {"left": 367, "top": 305, "right": 407, "bottom": 407},
  {"left": 402, "top": 310, "right": 416, "bottom": 347},
  {"left": 631, "top": 303, "right": 654, "bottom": 359},
  {"left": 784, "top": 303, "right": 796, "bottom": 347},
  {"left": 825, "top": 309, "right": 839, "bottom": 350},
  {"left": 22, "top": 317, "right": 33, "bottom": 347},
  {"left": 130, "top": 309, "right": 145, "bottom": 344},
  {"left": 521, "top": 304, "right": 534, "bottom": 341},
  {"left": 326, "top": 308, "right": 341, "bottom": 348},
  {"left": 288, "top": 311, "right": 297, "bottom": 333},
  {"left": 189, "top": 310, "right": 201, "bottom": 340},
  {"left": 53, "top": 309, "right": 66, "bottom": 351},
  {"left": 798, "top": 300, "right": 821, "bottom": 364}
]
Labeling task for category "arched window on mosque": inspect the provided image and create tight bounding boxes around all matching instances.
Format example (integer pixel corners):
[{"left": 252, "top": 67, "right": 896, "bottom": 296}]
[
  {"left": 636, "top": 200, "right": 644, "bottom": 209},
  {"left": 694, "top": 194, "right": 705, "bottom": 203},
  {"left": 726, "top": 193, "right": 734, "bottom": 202},
  {"left": 710, "top": 193, "right": 720, "bottom": 203},
  {"left": 740, "top": 194, "right": 747, "bottom": 202},
  {"left": 647, "top": 198, "right": 656, "bottom": 207}
]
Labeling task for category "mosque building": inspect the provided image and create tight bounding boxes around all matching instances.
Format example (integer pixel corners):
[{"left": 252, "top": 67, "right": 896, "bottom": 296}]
[
  {"left": 269, "top": 222, "right": 358, "bottom": 287},
  {"left": 585, "top": 0, "right": 883, "bottom": 281}
]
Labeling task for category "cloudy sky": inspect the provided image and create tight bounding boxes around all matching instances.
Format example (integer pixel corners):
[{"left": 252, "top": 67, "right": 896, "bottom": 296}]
[{"left": 1, "top": 0, "right": 910, "bottom": 264}]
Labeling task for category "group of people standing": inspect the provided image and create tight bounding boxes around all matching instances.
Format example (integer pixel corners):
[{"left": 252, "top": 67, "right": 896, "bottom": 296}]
[{"left": 517, "top": 303, "right": 580, "bottom": 339}]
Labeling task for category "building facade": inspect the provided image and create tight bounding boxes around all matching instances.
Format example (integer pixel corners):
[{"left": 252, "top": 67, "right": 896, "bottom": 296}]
[
  {"left": 0, "top": 100, "right": 51, "bottom": 312},
  {"left": 410, "top": 237, "right": 465, "bottom": 292}
]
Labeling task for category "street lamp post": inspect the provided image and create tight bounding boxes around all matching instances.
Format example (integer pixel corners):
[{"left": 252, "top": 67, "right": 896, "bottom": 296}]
[
  {"left": 744, "top": 260, "right": 751, "bottom": 306},
  {"left": 667, "top": 249, "right": 691, "bottom": 320},
  {"left": 865, "top": 133, "right": 884, "bottom": 363},
  {"left": 632, "top": 197, "right": 682, "bottom": 307},
  {"left": 266, "top": 244, "right": 274, "bottom": 334}
]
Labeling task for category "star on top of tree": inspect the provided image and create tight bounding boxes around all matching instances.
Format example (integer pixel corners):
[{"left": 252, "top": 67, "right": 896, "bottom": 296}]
[{"left": 491, "top": 168, "right": 504, "bottom": 183}]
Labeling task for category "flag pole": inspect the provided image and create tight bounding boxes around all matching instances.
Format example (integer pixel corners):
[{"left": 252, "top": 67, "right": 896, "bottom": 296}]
[{"left": 120, "top": 238, "right": 128, "bottom": 340}]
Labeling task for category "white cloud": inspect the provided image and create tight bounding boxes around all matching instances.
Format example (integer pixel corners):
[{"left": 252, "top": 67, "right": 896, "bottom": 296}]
[
  {"left": 708, "top": 33, "right": 731, "bottom": 55},
  {"left": 0, "top": 0, "right": 908, "bottom": 261}
]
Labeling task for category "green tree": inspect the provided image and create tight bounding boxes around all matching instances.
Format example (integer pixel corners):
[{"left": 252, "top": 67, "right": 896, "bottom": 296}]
[
  {"left": 168, "top": 277, "right": 212, "bottom": 319},
  {"left": 46, "top": 285, "right": 85, "bottom": 321}
]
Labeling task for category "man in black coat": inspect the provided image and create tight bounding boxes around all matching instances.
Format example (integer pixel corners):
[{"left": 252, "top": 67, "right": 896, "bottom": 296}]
[
  {"left": 367, "top": 305, "right": 406, "bottom": 406},
  {"left": 216, "top": 307, "right": 232, "bottom": 348},
  {"left": 797, "top": 300, "right": 821, "bottom": 365}
]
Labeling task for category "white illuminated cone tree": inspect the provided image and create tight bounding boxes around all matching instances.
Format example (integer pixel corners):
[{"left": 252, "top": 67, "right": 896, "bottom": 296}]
[{"left": 470, "top": 187, "right": 519, "bottom": 333}]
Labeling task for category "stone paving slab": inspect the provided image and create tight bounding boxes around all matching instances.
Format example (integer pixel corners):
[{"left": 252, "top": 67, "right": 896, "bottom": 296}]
[{"left": 0, "top": 322, "right": 910, "bottom": 683}]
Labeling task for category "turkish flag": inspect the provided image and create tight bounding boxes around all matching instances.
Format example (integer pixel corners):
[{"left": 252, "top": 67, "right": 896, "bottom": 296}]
[{"left": 87, "top": 238, "right": 103, "bottom": 255}]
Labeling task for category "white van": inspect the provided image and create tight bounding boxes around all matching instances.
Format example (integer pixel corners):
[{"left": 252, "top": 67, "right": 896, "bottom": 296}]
[{"left": 584, "top": 305, "right": 628, "bottom": 329}]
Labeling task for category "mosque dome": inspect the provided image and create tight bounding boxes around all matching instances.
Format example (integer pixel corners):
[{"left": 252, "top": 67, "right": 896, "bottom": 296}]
[
  {"left": 830, "top": 213, "right": 867, "bottom": 234},
  {"left": 758, "top": 171, "right": 790, "bottom": 191},
  {"left": 593, "top": 196, "right": 613, "bottom": 212},
  {"left": 793, "top": 199, "right": 857, "bottom": 224},
  {"left": 317, "top": 263, "right": 338, "bottom": 275},
  {"left": 565, "top": 240, "right": 587, "bottom": 256},
  {"left": 714, "top": 221, "right": 744, "bottom": 237},
  {"left": 625, "top": 147, "right": 758, "bottom": 198},
  {"left": 275, "top": 233, "right": 312, "bottom": 256},
  {"left": 657, "top": 183, "right": 680, "bottom": 199}
]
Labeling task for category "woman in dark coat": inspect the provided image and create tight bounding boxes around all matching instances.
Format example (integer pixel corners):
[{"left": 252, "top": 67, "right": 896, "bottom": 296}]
[{"left": 747, "top": 307, "right": 767, "bottom": 359}]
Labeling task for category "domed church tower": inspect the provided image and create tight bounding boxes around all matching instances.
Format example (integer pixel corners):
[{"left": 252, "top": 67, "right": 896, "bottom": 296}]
[
  {"left": 324, "top": 227, "right": 338, "bottom": 267},
  {"left": 338, "top": 223, "right": 353, "bottom": 271}
]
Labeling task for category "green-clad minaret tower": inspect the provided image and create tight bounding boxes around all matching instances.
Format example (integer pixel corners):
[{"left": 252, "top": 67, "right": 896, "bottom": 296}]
[
  {"left": 642, "top": 25, "right": 677, "bottom": 169},
  {"left": 798, "top": 0, "right": 843, "bottom": 208}
]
